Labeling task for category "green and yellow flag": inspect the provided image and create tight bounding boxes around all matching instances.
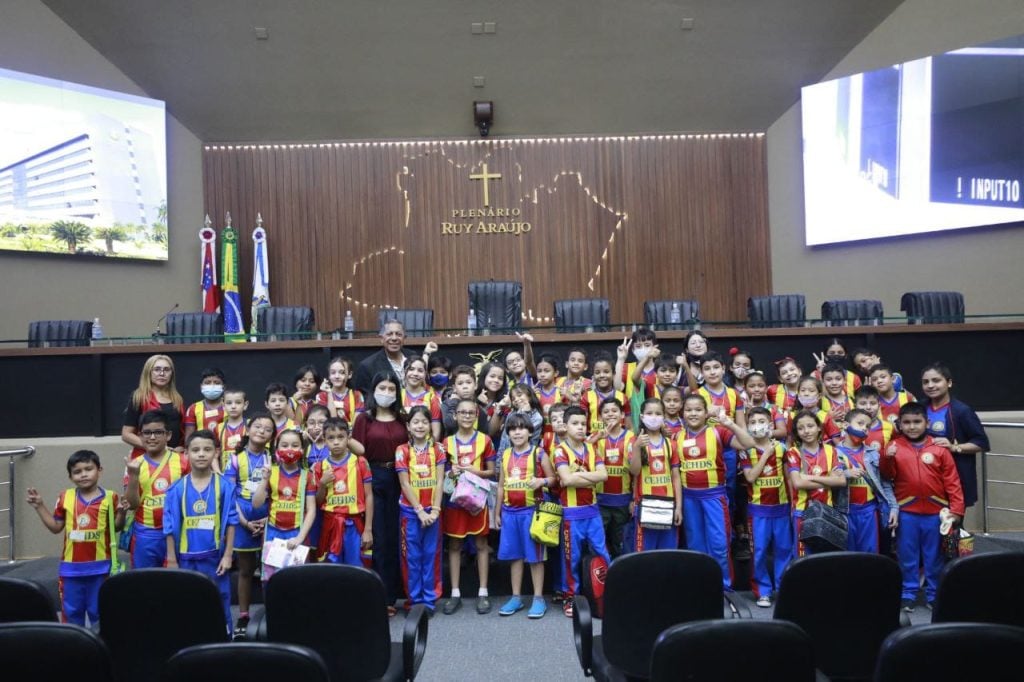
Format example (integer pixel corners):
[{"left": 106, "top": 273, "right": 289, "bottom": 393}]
[{"left": 220, "top": 212, "right": 246, "bottom": 343}]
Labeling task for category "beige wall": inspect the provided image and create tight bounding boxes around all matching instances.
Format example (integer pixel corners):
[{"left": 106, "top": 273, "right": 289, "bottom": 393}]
[
  {"left": 0, "top": 0, "right": 200, "bottom": 341},
  {"left": 767, "top": 0, "right": 1024, "bottom": 318}
]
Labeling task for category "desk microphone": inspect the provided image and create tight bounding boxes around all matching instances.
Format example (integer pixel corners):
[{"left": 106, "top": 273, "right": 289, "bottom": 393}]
[{"left": 154, "top": 303, "right": 180, "bottom": 340}]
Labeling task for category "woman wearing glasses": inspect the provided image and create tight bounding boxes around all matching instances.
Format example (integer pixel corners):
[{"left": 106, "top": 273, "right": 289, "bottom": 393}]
[{"left": 121, "top": 354, "right": 186, "bottom": 458}]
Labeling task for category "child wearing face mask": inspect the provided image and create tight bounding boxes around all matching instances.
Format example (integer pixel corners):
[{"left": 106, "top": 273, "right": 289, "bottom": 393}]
[
  {"left": 614, "top": 327, "right": 658, "bottom": 400},
  {"left": 184, "top": 368, "right": 227, "bottom": 441},
  {"left": 739, "top": 407, "right": 792, "bottom": 607},
  {"left": 252, "top": 428, "right": 318, "bottom": 580},
  {"left": 725, "top": 348, "right": 754, "bottom": 393},
  {"left": 427, "top": 355, "right": 454, "bottom": 400},
  {"left": 834, "top": 409, "right": 897, "bottom": 553},
  {"left": 628, "top": 399, "right": 682, "bottom": 552},
  {"left": 812, "top": 338, "right": 861, "bottom": 395},
  {"left": 786, "top": 376, "right": 831, "bottom": 445}
]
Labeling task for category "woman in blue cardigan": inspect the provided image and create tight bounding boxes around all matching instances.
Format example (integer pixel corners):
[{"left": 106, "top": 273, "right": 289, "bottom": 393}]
[{"left": 920, "top": 363, "right": 990, "bottom": 508}]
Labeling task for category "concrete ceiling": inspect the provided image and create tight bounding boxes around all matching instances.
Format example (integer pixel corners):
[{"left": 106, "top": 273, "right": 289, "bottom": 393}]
[{"left": 40, "top": 0, "right": 905, "bottom": 142}]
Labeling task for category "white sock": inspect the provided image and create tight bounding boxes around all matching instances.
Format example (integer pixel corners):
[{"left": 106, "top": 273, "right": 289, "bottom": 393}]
[
  {"left": 451, "top": 588, "right": 461, "bottom": 598},
  {"left": 478, "top": 587, "right": 489, "bottom": 597}
]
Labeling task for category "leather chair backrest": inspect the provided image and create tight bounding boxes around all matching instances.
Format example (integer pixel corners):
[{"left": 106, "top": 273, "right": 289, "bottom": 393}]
[
  {"left": 0, "top": 622, "right": 113, "bottom": 681},
  {"left": 256, "top": 306, "right": 315, "bottom": 340},
  {"left": 468, "top": 280, "right": 522, "bottom": 332},
  {"left": 553, "top": 298, "right": 610, "bottom": 333},
  {"left": 643, "top": 300, "right": 699, "bottom": 330},
  {"left": 377, "top": 308, "right": 435, "bottom": 338},
  {"left": 28, "top": 320, "right": 92, "bottom": 348},
  {"left": 0, "top": 577, "right": 58, "bottom": 623},
  {"left": 774, "top": 552, "right": 901, "bottom": 680},
  {"left": 166, "top": 642, "right": 330, "bottom": 682},
  {"left": 931, "top": 552, "right": 1024, "bottom": 626},
  {"left": 165, "top": 312, "right": 224, "bottom": 344},
  {"left": 821, "top": 299, "right": 884, "bottom": 326},
  {"left": 900, "top": 291, "right": 965, "bottom": 324},
  {"left": 747, "top": 294, "right": 806, "bottom": 328},
  {"left": 875, "top": 623, "right": 1024, "bottom": 682},
  {"left": 651, "top": 620, "right": 816, "bottom": 682}
]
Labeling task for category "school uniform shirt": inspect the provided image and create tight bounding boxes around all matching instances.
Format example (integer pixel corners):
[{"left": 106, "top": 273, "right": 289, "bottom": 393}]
[
  {"left": 266, "top": 465, "right": 317, "bottom": 531},
  {"left": 633, "top": 436, "right": 680, "bottom": 501},
  {"left": 132, "top": 450, "right": 190, "bottom": 530},
  {"left": 739, "top": 442, "right": 790, "bottom": 507},
  {"left": 865, "top": 419, "right": 895, "bottom": 453},
  {"left": 289, "top": 397, "right": 317, "bottom": 425},
  {"left": 675, "top": 425, "right": 734, "bottom": 490},
  {"left": 557, "top": 376, "right": 593, "bottom": 408},
  {"left": 597, "top": 430, "right": 636, "bottom": 506},
  {"left": 878, "top": 390, "right": 915, "bottom": 425},
  {"left": 663, "top": 418, "right": 684, "bottom": 439},
  {"left": 785, "top": 443, "right": 840, "bottom": 511},
  {"left": 880, "top": 435, "right": 965, "bottom": 516},
  {"left": 123, "top": 394, "right": 185, "bottom": 456},
  {"left": 214, "top": 422, "right": 247, "bottom": 467},
  {"left": 315, "top": 388, "right": 366, "bottom": 425},
  {"left": 395, "top": 442, "right": 446, "bottom": 509},
  {"left": 767, "top": 384, "right": 797, "bottom": 411},
  {"left": 621, "top": 361, "right": 657, "bottom": 401},
  {"left": 534, "top": 385, "right": 565, "bottom": 429},
  {"left": 553, "top": 441, "right": 604, "bottom": 516},
  {"left": 500, "top": 446, "right": 548, "bottom": 508},
  {"left": 583, "top": 386, "right": 627, "bottom": 433},
  {"left": 837, "top": 445, "right": 875, "bottom": 506},
  {"left": 53, "top": 488, "right": 119, "bottom": 577},
  {"left": 925, "top": 398, "right": 990, "bottom": 507},
  {"left": 313, "top": 454, "right": 373, "bottom": 515},
  {"left": 443, "top": 433, "right": 496, "bottom": 480},
  {"left": 697, "top": 385, "right": 741, "bottom": 420},
  {"left": 163, "top": 474, "right": 238, "bottom": 559},
  {"left": 401, "top": 387, "right": 443, "bottom": 424},
  {"left": 273, "top": 417, "right": 298, "bottom": 439},
  {"left": 225, "top": 450, "right": 271, "bottom": 504},
  {"left": 184, "top": 400, "right": 225, "bottom": 432}
]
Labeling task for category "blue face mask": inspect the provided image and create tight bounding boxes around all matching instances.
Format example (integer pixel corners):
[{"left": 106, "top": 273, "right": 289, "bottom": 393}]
[
  {"left": 846, "top": 424, "right": 868, "bottom": 440},
  {"left": 429, "top": 374, "right": 449, "bottom": 388}
]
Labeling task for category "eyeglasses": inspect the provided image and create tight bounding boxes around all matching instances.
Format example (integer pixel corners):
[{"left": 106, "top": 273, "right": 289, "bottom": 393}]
[
  {"left": 151, "top": 367, "right": 172, "bottom": 374},
  {"left": 456, "top": 410, "right": 477, "bottom": 417},
  {"left": 141, "top": 429, "right": 168, "bottom": 437}
]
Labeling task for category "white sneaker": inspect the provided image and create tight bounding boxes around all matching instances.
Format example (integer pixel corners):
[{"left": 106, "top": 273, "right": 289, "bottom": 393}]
[{"left": 756, "top": 595, "right": 772, "bottom": 608}]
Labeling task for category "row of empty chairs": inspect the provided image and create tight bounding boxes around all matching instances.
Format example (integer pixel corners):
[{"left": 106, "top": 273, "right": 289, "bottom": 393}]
[
  {"left": 573, "top": 550, "right": 1024, "bottom": 682},
  {"left": 0, "top": 565, "right": 426, "bottom": 682},
  {"left": 26, "top": 289, "right": 966, "bottom": 345}
]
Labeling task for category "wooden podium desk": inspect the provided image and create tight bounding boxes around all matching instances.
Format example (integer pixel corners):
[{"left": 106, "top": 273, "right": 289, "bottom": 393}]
[{"left": 2, "top": 322, "right": 1021, "bottom": 438}]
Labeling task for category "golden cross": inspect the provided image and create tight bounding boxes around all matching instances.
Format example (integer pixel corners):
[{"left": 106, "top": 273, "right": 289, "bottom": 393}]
[{"left": 469, "top": 163, "right": 502, "bottom": 206}]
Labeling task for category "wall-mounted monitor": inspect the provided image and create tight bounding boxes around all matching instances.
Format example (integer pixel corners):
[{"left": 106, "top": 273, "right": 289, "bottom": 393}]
[
  {"left": 801, "top": 34, "right": 1024, "bottom": 246},
  {"left": 0, "top": 67, "right": 167, "bottom": 260}
]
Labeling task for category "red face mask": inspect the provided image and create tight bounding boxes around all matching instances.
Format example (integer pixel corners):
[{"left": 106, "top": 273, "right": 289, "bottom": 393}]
[{"left": 277, "top": 449, "right": 303, "bottom": 466}]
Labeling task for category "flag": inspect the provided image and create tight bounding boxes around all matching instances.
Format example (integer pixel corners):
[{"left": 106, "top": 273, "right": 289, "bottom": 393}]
[
  {"left": 199, "top": 216, "right": 219, "bottom": 313},
  {"left": 220, "top": 213, "right": 245, "bottom": 343},
  {"left": 250, "top": 213, "right": 270, "bottom": 339}
]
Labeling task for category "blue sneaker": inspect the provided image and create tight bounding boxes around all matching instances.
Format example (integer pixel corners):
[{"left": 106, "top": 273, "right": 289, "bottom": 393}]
[
  {"left": 499, "top": 596, "right": 525, "bottom": 616},
  {"left": 527, "top": 597, "right": 547, "bottom": 619}
]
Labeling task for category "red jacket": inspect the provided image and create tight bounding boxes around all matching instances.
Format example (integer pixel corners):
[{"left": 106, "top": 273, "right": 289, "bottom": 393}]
[{"left": 879, "top": 435, "right": 964, "bottom": 516}]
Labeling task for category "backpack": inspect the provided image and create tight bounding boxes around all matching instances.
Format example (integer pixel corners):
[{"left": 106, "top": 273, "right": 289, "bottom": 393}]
[{"left": 579, "top": 541, "right": 609, "bottom": 618}]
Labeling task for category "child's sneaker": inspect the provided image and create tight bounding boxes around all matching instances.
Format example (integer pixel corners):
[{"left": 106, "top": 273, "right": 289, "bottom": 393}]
[
  {"left": 528, "top": 597, "right": 547, "bottom": 619},
  {"left": 442, "top": 596, "right": 462, "bottom": 615},
  {"left": 551, "top": 590, "right": 567, "bottom": 604},
  {"left": 901, "top": 599, "right": 916, "bottom": 613},
  {"left": 562, "top": 600, "right": 574, "bottom": 618},
  {"left": 233, "top": 615, "right": 249, "bottom": 641},
  {"left": 499, "top": 596, "right": 524, "bottom": 616},
  {"left": 756, "top": 595, "right": 772, "bottom": 608}
]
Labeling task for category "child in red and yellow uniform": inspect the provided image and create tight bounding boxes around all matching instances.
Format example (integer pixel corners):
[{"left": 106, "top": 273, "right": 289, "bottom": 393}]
[
  {"left": 317, "top": 356, "right": 366, "bottom": 425},
  {"left": 629, "top": 398, "right": 682, "bottom": 552},
  {"left": 595, "top": 398, "right": 635, "bottom": 559},
  {"left": 27, "top": 450, "right": 125, "bottom": 626},
  {"left": 396, "top": 406, "right": 446, "bottom": 614},
  {"left": 785, "top": 410, "right": 848, "bottom": 557},
  {"left": 583, "top": 352, "right": 627, "bottom": 434},
  {"left": 314, "top": 417, "right": 373, "bottom": 565},
  {"left": 213, "top": 389, "right": 247, "bottom": 473},
  {"left": 183, "top": 368, "right": 227, "bottom": 441}
]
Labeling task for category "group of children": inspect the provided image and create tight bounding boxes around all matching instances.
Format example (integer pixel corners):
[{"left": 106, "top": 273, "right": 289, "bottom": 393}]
[{"left": 29, "top": 329, "right": 974, "bottom": 629}]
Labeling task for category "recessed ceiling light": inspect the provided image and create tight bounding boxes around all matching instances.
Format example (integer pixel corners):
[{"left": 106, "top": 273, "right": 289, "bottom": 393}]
[{"left": 254, "top": 27, "right": 269, "bottom": 40}]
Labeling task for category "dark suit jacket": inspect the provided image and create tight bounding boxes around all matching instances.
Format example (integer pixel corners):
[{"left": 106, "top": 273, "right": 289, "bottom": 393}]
[{"left": 353, "top": 348, "right": 416, "bottom": 394}]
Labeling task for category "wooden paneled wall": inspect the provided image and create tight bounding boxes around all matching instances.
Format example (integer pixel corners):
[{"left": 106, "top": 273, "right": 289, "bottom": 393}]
[{"left": 201, "top": 134, "right": 770, "bottom": 332}]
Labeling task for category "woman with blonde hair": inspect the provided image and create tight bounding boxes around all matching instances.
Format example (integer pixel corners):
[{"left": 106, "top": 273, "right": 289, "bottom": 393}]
[{"left": 121, "top": 354, "right": 185, "bottom": 457}]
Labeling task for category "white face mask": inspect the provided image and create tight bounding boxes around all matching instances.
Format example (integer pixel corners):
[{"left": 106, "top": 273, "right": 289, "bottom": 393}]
[
  {"left": 798, "top": 395, "right": 819, "bottom": 408},
  {"left": 201, "top": 385, "right": 224, "bottom": 400},
  {"left": 633, "top": 348, "right": 650, "bottom": 362},
  {"left": 641, "top": 415, "right": 664, "bottom": 431},
  {"left": 374, "top": 392, "right": 396, "bottom": 408},
  {"left": 748, "top": 422, "right": 771, "bottom": 439}
]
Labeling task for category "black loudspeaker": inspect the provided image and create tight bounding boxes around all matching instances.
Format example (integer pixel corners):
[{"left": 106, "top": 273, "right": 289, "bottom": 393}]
[{"left": 474, "top": 101, "right": 493, "bottom": 137}]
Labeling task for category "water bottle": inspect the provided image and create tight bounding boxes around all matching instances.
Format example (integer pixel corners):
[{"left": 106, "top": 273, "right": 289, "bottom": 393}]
[
  {"left": 669, "top": 303, "right": 681, "bottom": 326},
  {"left": 343, "top": 310, "right": 355, "bottom": 339},
  {"left": 91, "top": 317, "right": 103, "bottom": 343},
  {"left": 467, "top": 308, "right": 477, "bottom": 336}
]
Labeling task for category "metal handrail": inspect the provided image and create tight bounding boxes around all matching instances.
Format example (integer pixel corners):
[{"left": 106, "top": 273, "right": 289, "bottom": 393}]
[
  {"left": 979, "top": 422, "right": 1024, "bottom": 534},
  {"left": 0, "top": 446, "right": 35, "bottom": 563}
]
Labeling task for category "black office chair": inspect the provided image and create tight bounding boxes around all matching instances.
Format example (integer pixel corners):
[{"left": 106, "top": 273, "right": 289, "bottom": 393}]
[
  {"left": 100, "top": 569, "right": 228, "bottom": 682},
  {"left": 774, "top": 552, "right": 902, "bottom": 682},
  {"left": 554, "top": 298, "right": 610, "bottom": 333},
  {"left": 0, "top": 621, "right": 113, "bottom": 681},
  {"left": 643, "top": 299, "right": 699, "bottom": 331},
  {"left": 165, "top": 311, "right": 224, "bottom": 344},
  {"left": 650, "top": 620, "right": 820, "bottom": 682},
  {"left": 573, "top": 550, "right": 747, "bottom": 681},
  {"left": 263, "top": 564, "right": 428, "bottom": 681},
  {"left": 899, "top": 291, "right": 965, "bottom": 324},
  {"left": 165, "top": 642, "right": 330, "bottom": 682},
  {"left": 747, "top": 294, "right": 806, "bottom": 328},
  {"left": 377, "top": 308, "right": 435, "bottom": 338},
  {"left": 821, "top": 299, "right": 883, "bottom": 326},
  {"left": 931, "top": 552, "right": 1024, "bottom": 627},
  {"left": 27, "top": 319, "right": 93, "bottom": 347},
  {"left": 256, "top": 305, "right": 316, "bottom": 340},
  {"left": 468, "top": 280, "right": 522, "bottom": 333},
  {"left": 0, "top": 577, "right": 58, "bottom": 623},
  {"left": 874, "top": 622, "right": 1024, "bottom": 682}
]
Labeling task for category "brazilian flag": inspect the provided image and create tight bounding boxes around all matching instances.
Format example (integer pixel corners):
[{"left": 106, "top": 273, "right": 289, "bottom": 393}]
[{"left": 220, "top": 219, "right": 246, "bottom": 343}]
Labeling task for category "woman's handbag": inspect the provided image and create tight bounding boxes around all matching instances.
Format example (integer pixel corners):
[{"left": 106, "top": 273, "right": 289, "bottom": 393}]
[{"left": 529, "top": 500, "right": 563, "bottom": 547}]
